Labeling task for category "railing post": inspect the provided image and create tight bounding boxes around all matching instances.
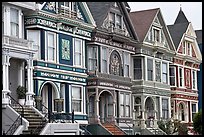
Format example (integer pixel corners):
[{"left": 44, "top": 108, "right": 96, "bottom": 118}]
[{"left": 72, "top": 110, "right": 74, "bottom": 123}]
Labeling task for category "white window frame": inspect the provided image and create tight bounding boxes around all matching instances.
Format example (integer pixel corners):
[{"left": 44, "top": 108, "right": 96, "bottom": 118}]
[
  {"left": 109, "top": 12, "right": 123, "bottom": 29},
  {"left": 191, "top": 103, "right": 197, "bottom": 121},
  {"left": 101, "top": 47, "right": 108, "bottom": 73},
  {"left": 123, "top": 52, "right": 130, "bottom": 77},
  {"left": 120, "top": 93, "right": 124, "bottom": 117},
  {"left": 162, "top": 62, "right": 168, "bottom": 84},
  {"left": 88, "top": 46, "right": 97, "bottom": 71},
  {"left": 182, "top": 41, "right": 186, "bottom": 55},
  {"left": 192, "top": 70, "right": 197, "bottom": 90},
  {"left": 10, "top": 7, "right": 20, "bottom": 38},
  {"left": 155, "top": 60, "right": 161, "bottom": 82},
  {"left": 61, "top": 2, "right": 76, "bottom": 11},
  {"left": 134, "top": 58, "right": 143, "bottom": 80},
  {"left": 169, "top": 66, "right": 176, "bottom": 87},
  {"left": 152, "top": 27, "right": 161, "bottom": 43},
  {"left": 27, "top": 30, "right": 41, "bottom": 60},
  {"left": 71, "top": 85, "right": 83, "bottom": 114},
  {"left": 125, "top": 94, "right": 130, "bottom": 117},
  {"left": 185, "top": 41, "right": 192, "bottom": 56},
  {"left": 178, "top": 67, "right": 184, "bottom": 88},
  {"left": 147, "top": 58, "right": 153, "bottom": 81},
  {"left": 73, "top": 38, "right": 84, "bottom": 67},
  {"left": 46, "top": 31, "right": 56, "bottom": 62}
]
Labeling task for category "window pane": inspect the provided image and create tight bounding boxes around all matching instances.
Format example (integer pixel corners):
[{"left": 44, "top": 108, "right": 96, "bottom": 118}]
[
  {"left": 10, "top": 8, "right": 19, "bottom": 23},
  {"left": 134, "top": 58, "right": 142, "bottom": 79},
  {"left": 155, "top": 61, "right": 161, "bottom": 82},
  {"left": 147, "top": 59, "right": 153, "bottom": 81},
  {"left": 192, "top": 104, "right": 196, "bottom": 112},
  {"left": 120, "top": 94, "right": 124, "bottom": 104},
  {"left": 72, "top": 87, "right": 81, "bottom": 112},
  {"left": 72, "top": 87, "right": 81, "bottom": 99}
]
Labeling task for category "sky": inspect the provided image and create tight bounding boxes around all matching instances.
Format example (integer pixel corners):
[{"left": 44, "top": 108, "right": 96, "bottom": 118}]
[{"left": 128, "top": 2, "right": 202, "bottom": 30}]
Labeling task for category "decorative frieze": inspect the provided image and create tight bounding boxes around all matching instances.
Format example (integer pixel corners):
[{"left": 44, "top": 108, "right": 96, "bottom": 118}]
[
  {"left": 92, "top": 36, "right": 135, "bottom": 52},
  {"left": 171, "top": 94, "right": 198, "bottom": 100}
]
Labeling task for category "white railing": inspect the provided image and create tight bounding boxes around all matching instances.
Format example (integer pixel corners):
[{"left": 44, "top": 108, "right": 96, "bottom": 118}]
[
  {"left": 2, "top": 35, "right": 33, "bottom": 50},
  {"left": 58, "top": 6, "right": 77, "bottom": 19}
]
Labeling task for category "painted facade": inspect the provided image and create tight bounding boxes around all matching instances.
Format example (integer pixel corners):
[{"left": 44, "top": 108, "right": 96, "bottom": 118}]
[
  {"left": 129, "top": 8, "right": 176, "bottom": 133},
  {"left": 86, "top": 2, "right": 138, "bottom": 133},
  {"left": 167, "top": 9, "right": 202, "bottom": 135},
  {"left": 24, "top": 2, "right": 95, "bottom": 124},
  {"left": 2, "top": 2, "right": 202, "bottom": 135}
]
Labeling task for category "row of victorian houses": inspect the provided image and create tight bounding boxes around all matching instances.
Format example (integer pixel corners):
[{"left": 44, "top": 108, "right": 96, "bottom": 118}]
[{"left": 2, "top": 2, "right": 202, "bottom": 135}]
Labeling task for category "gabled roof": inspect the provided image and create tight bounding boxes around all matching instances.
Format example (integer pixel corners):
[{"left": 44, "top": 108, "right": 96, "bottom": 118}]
[
  {"left": 86, "top": 2, "right": 113, "bottom": 27},
  {"left": 129, "top": 8, "right": 159, "bottom": 42},
  {"left": 167, "top": 23, "right": 189, "bottom": 49},
  {"left": 86, "top": 2, "right": 138, "bottom": 40},
  {"left": 195, "top": 30, "right": 202, "bottom": 45}
]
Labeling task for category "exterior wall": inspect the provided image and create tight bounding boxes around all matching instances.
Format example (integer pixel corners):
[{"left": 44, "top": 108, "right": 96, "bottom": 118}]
[{"left": 23, "top": 2, "right": 95, "bottom": 124}]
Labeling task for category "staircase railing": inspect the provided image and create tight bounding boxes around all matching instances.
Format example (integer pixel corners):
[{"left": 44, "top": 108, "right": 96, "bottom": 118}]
[
  {"left": 6, "top": 93, "right": 24, "bottom": 135},
  {"left": 31, "top": 103, "right": 53, "bottom": 135},
  {"left": 5, "top": 115, "right": 22, "bottom": 135}
]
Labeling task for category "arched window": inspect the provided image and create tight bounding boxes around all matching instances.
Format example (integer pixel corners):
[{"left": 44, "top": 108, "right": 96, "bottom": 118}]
[
  {"left": 179, "top": 103, "right": 185, "bottom": 121},
  {"left": 109, "top": 51, "right": 121, "bottom": 76}
]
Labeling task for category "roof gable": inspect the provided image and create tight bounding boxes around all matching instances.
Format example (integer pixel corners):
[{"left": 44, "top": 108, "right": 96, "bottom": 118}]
[
  {"left": 130, "top": 8, "right": 175, "bottom": 52},
  {"left": 40, "top": 2, "right": 95, "bottom": 26},
  {"left": 129, "top": 8, "right": 159, "bottom": 42},
  {"left": 87, "top": 2, "right": 138, "bottom": 39}
]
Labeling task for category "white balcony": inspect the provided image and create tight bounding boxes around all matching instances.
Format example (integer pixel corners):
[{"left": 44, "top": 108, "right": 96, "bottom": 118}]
[{"left": 2, "top": 35, "right": 33, "bottom": 50}]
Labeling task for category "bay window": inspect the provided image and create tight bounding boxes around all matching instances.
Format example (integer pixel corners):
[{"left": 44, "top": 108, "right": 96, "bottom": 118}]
[
  {"left": 147, "top": 59, "right": 153, "bottom": 81},
  {"left": 10, "top": 8, "right": 19, "bottom": 37},
  {"left": 124, "top": 52, "right": 129, "bottom": 77},
  {"left": 169, "top": 67, "right": 176, "bottom": 86},
  {"left": 179, "top": 67, "right": 184, "bottom": 87},
  {"left": 155, "top": 61, "right": 161, "bottom": 82},
  {"left": 120, "top": 93, "right": 124, "bottom": 117},
  {"left": 72, "top": 86, "right": 82, "bottom": 112},
  {"left": 191, "top": 103, "right": 196, "bottom": 120},
  {"left": 125, "top": 94, "right": 130, "bottom": 117},
  {"left": 134, "top": 58, "right": 142, "bottom": 79},
  {"left": 162, "top": 63, "right": 168, "bottom": 84},
  {"left": 74, "top": 38, "right": 82, "bottom": 66},
  {"left": 88, "top": 46, "right": 97, "bottom": 71},
  {"left": 192, "top": 70, "right": 197, "bottom": 89},
  {"left": 162, "top": 99, "right": 169, "bottom": 119},
  {"left": 47, "top": 32, "right": 56, "bottom": 62},
  {"left": 102, "top": 47, "right": 107, "bottom": 73},
  {"left": 27, "top": 30, "right": 40, "bottom": 59}
]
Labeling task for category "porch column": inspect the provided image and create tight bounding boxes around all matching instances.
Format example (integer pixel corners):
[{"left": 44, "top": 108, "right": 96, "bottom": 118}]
[
  {"left": 25, "top": 58, "right": 34, "bottom": 106},
  {"left": 94, "top": 87, "right": 100, "bottom": 123},
  {"left": 141, "top": 95, "right": 145, "bottom": 129},
  {"left": 2, "top": 52, "right": 11, "bottom": 107},
  {"left": 168, "top": 97, "right": 171, "bottom": 119},
  {"left": 159, "top": 97, "right": 162, "bottom": 119}
]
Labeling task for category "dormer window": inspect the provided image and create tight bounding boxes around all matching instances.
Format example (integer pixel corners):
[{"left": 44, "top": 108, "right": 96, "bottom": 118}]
[
  {"left": 60, "top": 2, "right": 77, "bottom": 18},
  {"left": 153, "top": 28, "right": 160, "bottom": 42},
  {"left": 109, "top": 12, "right": 123, "bottom": 29}
]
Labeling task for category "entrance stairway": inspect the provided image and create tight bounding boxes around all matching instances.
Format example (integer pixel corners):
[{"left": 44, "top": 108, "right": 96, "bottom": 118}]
[
  {"left": 13, "top": 106, "right": 47, "bottom": 135},
  {"left": 146, "top": 127, "right": 166, "bottom": 135},
  {"left": 102, "top": 123, "right": 126, "bottom": 135}
]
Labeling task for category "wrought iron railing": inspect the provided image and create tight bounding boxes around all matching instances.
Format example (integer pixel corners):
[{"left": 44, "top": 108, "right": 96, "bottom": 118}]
[
  {"left": 5, "top": 115, "right": 22, "bottom": 135},
  {"left": 6, "top": 93, "right": 24, "bottom": 135}
]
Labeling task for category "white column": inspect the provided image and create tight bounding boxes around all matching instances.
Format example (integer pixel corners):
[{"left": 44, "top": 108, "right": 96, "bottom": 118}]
[
  {"left": 95, "top": 87, "right": 100, "bottom": 123},
  {"left": 168, "top": 97, "right": 171, "bottom": 119},
  {"left": 2, "top": 52, "right": 10, "bottom": 107},
  {"left": 25, "top": 58, "right": 34, "bottom": 106},
  {"left": 159, "top": 97, "right": 162, "bottom": 119},
  {"left": 141, "top": 95, "right": 145, "bottom": 129}
]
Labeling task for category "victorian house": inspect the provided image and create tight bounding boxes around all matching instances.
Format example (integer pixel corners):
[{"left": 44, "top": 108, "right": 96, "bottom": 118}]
[
  {"left": 86, "top": 2, "right": 138, "bottom": 135},
  {"left": 167, "top": 9, "right": 202, "bottom": 135},
  {"left": 2, "top": 2, "right": 96, "bottom": 135},
  {"left": 2, "top": 2, "right": 36, "bottom": 134},
  {"left": 129, "top": 8, "right": 176, "bottom": 135}
]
